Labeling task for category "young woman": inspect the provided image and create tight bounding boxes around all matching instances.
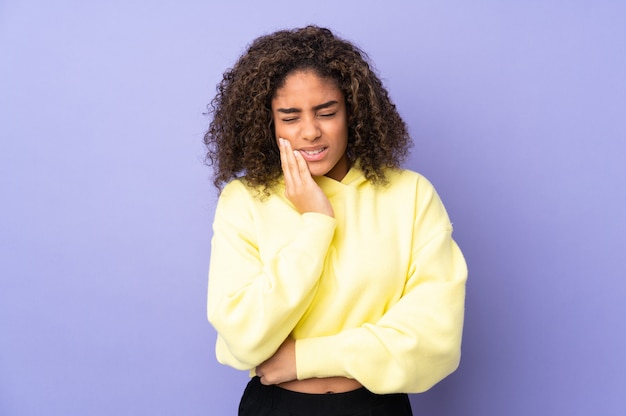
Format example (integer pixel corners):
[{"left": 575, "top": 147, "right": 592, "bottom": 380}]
[{"left": 205, "top": 26, "right": 467, "bottom": 416}]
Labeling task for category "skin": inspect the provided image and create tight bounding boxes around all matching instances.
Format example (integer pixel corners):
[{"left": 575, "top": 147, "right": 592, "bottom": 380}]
[
  {"left": 271, "top": 70, "right": 350, "bottom": 217},
  {"left": 255, "top": 337, "right": 297, "bottom": 386},
  {"left": 255, "top": 71, "right": 361, "bottom": 392}
]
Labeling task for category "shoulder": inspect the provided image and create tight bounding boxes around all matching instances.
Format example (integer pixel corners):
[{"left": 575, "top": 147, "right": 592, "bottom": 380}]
[
  {"left": 216, "top": 179, "right": 247, "bottom": 204},
  {"left": 214, "top": 179, "right": 260, "bottom": 217},
  {"left": 221, "top": 176, "right": 285, "bottom": 196},
  {"left": 383, "top": 169, "right": 449, "bottom": 219},
  {"left": 382, "top": 168, "right": 437, "bottom": 193},
  {"left": 220, "top": 178, "right": 249, "bottom": 196},
  {"left": 217, "top": 178, "right": 287, "bottom": 215},
  {"left": 219, "top": 178, "right": 274, "bottom": 201}
]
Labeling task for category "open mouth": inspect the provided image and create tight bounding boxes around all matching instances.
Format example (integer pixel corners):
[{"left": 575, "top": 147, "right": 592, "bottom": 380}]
[
  {"left": 298, "top": 146, "right": 328, "bottom": 162},
  {"left": 301, "top": 147, "right": 326, "bottom": 155}
]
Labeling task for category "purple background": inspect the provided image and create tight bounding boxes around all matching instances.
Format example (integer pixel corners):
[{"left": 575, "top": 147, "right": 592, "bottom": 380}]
[{"left": 1, "top": 1, "right": 625, "bottom": 415}]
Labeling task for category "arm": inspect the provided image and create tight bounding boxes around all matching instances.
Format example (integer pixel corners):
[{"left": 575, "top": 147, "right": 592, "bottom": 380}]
[
  {"left": 208, "top": 139, "right": 336, "bottom": 370},
  {"left": 207, "top": 180, "right": 336, "bottom": 369},
  {"left": 295, "top": 180, "right": 468, "bottom": 394}
]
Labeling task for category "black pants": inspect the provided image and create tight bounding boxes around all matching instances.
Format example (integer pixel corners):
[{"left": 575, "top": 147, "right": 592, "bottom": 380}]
[{"left": 238, "top": 376, "right": 413, "bottom": 416}]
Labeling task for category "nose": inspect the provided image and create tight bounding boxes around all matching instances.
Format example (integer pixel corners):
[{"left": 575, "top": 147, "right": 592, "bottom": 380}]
[{"left": 301, "top": 116, "right": 321, "bottom": 141}]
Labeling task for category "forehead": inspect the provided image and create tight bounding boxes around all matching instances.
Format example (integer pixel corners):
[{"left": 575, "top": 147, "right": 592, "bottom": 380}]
[{"left": 272, "top": 70, "right": 342, "bottom": 105}]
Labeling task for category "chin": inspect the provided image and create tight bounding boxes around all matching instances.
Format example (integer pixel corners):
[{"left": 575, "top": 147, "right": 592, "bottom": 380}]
[{"left": 306, "top": 164, "right": 330, "bottom": 177}]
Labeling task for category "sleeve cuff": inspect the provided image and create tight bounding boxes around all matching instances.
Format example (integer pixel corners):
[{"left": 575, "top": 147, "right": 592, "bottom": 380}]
[{"left": 295, "top": 334, "right": 350, "bottom": 380}]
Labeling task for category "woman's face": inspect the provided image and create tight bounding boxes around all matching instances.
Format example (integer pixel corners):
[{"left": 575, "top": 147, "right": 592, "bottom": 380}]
[{"left": 271, "top": 70, "right": 349, "bottom": 181}]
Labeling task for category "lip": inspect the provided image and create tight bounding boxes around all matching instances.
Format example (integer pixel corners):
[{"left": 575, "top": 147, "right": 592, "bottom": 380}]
[{"left": 297, "top": 146, "right": 328, "bottom": 162}]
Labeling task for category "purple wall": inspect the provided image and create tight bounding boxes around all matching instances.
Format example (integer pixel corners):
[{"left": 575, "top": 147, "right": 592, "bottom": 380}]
[{"left": 1, "top": 1, "right": 625, "bottom": 415}]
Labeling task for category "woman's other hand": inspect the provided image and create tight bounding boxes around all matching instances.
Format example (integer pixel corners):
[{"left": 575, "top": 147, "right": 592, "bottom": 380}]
[{"left": 255, "top": 338, "right": 297, "bottom": 385}]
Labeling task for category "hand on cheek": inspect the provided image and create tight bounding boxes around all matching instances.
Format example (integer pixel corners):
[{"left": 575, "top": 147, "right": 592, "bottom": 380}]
[{"left": 278, "top": 138, "right": 334, "bottom": 217}]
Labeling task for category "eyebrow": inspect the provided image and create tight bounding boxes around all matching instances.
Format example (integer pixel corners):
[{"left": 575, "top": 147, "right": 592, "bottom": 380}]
[{"left": 276, "top": 100, "right": 339, "bottom": 114}]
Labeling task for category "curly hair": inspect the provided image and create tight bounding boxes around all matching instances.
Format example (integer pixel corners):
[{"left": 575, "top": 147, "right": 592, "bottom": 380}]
[{"left": 204, "top": 25, "right": 412, "bottom": 191}]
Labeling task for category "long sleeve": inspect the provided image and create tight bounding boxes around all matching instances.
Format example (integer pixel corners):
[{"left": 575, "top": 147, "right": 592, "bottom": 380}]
[
  {"left": 295, "top": 177, "right": 467, "bottom": 393},
  {"left": 207, "top": 180, "right": 336, "bottom": 369}
]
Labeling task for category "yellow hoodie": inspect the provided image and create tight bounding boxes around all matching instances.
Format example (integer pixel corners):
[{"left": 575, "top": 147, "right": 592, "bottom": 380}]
[{"left": 207, "top": 167, "right": 467, "bottom": 394}]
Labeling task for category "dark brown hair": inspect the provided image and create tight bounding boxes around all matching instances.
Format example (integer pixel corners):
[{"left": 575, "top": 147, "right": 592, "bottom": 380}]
[{"left": 204, "top": 25, "right": 411, "bottom": 191}]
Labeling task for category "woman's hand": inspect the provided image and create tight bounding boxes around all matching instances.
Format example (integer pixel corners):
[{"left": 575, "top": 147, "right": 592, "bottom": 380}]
[
  {"left": 255, "top": 338, "right": 297, "bottom": 385},
  {"left": 279, "top": 138, "right": 334, "bottom": 217}
]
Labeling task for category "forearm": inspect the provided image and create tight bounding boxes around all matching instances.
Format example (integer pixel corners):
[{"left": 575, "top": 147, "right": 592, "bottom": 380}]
[
  {"left": 207, "top": 181, "right": 337, "bottom": 367},
  {"left": 295, "top": 232, "right": 467, "bottom": 393}
]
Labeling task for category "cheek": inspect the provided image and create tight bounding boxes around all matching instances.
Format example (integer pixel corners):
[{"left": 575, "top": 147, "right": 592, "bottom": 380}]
[
  {"left": 273, "top": 128, "right": 283, "bottom": 144},
  {"left": 273, "top": 124, "right": 294, "bottom": 143},
  {"left": 332, "top": 119, "right": 349, "bottom": 146}
]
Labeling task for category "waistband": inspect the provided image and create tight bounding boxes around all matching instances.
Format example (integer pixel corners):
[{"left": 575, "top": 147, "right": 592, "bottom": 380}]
[{"left": 242, "top": 376, "right": 405, "bottom": 414}]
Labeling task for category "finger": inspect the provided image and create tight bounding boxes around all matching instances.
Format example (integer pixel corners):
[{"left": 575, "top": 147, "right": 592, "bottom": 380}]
[
  {"left": 278, "top": 138, "right": 294, "bottom": 185},
  {"left": 280, "top": 139, "right": 303, "bottom": 188},
  {"left": 282, "top": 139, "right": 301, "bottom": 183},
  {"left": 292, "top": 148, "right": 312, "bottom": 180}
]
